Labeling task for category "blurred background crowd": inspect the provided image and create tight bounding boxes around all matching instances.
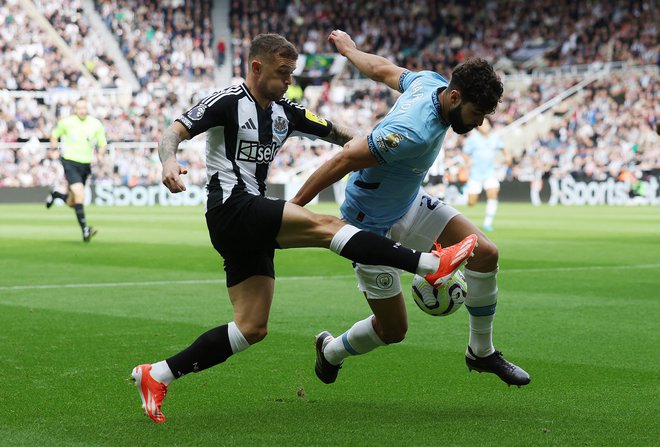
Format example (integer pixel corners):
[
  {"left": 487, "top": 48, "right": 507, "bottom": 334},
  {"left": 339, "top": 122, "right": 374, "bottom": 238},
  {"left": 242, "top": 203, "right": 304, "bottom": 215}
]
[{"left": 1, "top": 0, "right": 658, "bottom": 192}]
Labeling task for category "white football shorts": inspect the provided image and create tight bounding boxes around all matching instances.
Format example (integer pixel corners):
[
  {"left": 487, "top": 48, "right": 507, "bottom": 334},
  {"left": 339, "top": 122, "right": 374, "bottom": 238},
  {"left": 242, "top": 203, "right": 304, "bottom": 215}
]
[
  {"left": 353, "top": 189, "right": 461, "bottom": 299},
  {"left": 466, "top": 177, "right": 500, "bottom": 195}
]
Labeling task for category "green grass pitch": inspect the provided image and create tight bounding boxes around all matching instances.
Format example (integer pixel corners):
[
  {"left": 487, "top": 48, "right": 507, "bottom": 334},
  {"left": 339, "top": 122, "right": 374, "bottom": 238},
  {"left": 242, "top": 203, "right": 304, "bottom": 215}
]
[{"left": 0, "top": 202, "right": 658, "bottom": 446}]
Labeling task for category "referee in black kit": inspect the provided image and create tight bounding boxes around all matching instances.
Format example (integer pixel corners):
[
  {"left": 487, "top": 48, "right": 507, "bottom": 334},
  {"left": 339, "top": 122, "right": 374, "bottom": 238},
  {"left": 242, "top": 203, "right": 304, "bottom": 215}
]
[{"left": 130, "top": 33, "right": 475, "bottom": 423}]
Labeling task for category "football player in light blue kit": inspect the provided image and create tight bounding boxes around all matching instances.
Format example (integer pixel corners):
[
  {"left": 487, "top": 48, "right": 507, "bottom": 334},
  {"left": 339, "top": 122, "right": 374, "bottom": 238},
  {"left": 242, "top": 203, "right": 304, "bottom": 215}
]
[
  {"left": 292, "top": 30, "right": 530, "bottom": 387},
  {"left": 463, "top": 116, "right": 510, "bottom": 231}
]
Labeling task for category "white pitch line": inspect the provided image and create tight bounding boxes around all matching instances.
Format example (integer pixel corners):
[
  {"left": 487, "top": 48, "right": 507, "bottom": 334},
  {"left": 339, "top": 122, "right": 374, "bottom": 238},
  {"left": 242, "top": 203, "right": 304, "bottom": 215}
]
[
  {"left": 506, "top": 263, "right": 660, "bottom": 274},
  {"left": 1, "top": 264, "right": 658, "bottom": 292},
  {"left": 0, "top": 275, "right": 356, "bottom": 291}
]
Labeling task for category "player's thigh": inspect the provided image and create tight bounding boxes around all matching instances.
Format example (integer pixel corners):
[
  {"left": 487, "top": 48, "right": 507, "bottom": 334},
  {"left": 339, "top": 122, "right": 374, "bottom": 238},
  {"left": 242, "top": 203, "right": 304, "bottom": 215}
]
[
  {"left": 227, "top": 275, "right": 274, "bottom": 342},
  {"left": 390, "top": 190, "right": 461, "bottom": 253},
  {"left": 277, "top": 202, "right": 343, "bottom": 249},
  {"left": 69, "top": 182, "right": 85, "bottom": 201}
]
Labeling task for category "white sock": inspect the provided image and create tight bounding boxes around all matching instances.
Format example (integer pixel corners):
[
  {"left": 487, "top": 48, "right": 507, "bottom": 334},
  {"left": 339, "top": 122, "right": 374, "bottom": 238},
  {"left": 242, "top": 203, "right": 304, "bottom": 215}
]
[
  {"left": 484, "top": 199, "right": 498, "bottom": 227},
  {"left": 416, "top": 252, "right": 441, "bottom": 276},
  {"left": 324, "top": 316, "right": 386, "bottom": 365},
  {"left": 464, "top": 268, "right": 498, "bottom": 357},
  {"left": 228, "top": 321, "right": 250, "bottom": 354},
  {"left": 329, "top": 224, "right": 360, "bottom": 254},
  {"left": 150, "top": 360, "right": 175, "bottom": 385}
]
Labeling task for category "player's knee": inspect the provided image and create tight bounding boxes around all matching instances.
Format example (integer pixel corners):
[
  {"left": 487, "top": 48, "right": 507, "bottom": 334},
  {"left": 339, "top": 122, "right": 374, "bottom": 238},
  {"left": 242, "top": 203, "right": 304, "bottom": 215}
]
[
  {"left": 377, "top": 322, "right": 408, "bottom": 345},
  {"left": 313, "top": 214, "right": 344, "bottom": 239},
  {"left": 474, "top": 238, "right": 499, "bottom": 268},
  {"left": 240, "top": 324, "right": 268, "bottom": 344}
]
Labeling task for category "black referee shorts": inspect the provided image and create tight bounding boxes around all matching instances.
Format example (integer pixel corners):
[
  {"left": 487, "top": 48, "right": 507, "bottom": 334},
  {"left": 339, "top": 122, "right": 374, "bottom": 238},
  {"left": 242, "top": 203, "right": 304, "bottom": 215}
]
[
  {"left": 62, "top": 158, "right": 92, "bottom": 185},
  {"left": 206, "top": 190, "right": 286, "bottom": 287}
]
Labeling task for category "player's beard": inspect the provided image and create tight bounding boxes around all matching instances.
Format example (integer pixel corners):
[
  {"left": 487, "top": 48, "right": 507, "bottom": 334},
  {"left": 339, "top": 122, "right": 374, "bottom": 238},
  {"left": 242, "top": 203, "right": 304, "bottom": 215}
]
[
  {"left": 448, "top": 104, "right": 474, "bottom": 134},
  {"left": 265, "top": 89, "right": 286, "bottom": 102}
]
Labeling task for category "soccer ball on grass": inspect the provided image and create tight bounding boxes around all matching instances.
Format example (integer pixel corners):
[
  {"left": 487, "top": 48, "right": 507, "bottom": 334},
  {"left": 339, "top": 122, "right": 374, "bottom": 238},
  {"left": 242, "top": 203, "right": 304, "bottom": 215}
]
[{"left": 411, "top": 270, "right": 467, "bottom": 316}]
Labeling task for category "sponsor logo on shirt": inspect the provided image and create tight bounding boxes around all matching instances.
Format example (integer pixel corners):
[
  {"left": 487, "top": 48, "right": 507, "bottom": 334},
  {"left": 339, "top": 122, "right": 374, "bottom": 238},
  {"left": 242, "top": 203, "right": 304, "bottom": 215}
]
[
  {"left": 237, "top": 140, "right": 280, "bottom": 163},
  {"left": 304, "top": 109, "right": 327, "bottom": 126}
]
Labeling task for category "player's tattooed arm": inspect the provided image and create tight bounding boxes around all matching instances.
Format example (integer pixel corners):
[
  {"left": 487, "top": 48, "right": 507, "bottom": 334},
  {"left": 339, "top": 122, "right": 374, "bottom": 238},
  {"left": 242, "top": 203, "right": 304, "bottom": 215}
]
[
  {"left": 159, "top": 121, "right": 191, "bottom": 193},
  {"left": 158, "top": 128, "right": 183, "bottom": 163},
  {"left": 158, "top": 121, "right": 191, "bottom": 163},
  {"left": 321, "top": 123, "right": 360, "bottom": 147}
]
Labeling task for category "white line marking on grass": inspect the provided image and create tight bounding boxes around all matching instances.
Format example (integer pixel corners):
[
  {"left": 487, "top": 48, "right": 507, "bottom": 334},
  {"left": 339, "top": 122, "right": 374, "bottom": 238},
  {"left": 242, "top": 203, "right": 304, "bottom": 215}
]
[
  {"left": 1, "top": 263, "right": 659, "bottom": 292},
  {"left": 506, "top": 263, "right": 660, "bottom": 274},
  {"left": 0, "top": 275, "right": 356, "bottom": 291}
]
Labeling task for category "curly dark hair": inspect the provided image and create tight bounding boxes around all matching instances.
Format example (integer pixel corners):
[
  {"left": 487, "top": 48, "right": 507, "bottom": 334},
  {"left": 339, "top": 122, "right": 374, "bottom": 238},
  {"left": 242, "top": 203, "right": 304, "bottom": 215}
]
[
  {"left": 249, "top": 34, "right": 298, "bottom": 62},
  {"left": 447, "top": 58, "right": 503, "bottom": 114}
]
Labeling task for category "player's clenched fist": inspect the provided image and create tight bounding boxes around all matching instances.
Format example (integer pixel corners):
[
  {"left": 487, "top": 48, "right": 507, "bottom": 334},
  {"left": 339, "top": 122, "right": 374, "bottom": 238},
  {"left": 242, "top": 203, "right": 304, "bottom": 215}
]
[
  {"left": 162, "top": 158, "right": 188, "bottom": 193},
  {"left": 328, "top": 30, "right": 357, "bottom": 56}
]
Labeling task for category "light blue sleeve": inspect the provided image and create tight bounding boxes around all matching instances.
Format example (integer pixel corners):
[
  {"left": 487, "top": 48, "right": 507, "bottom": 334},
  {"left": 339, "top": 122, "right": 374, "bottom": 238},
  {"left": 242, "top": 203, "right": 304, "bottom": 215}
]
[
  {"left": 367, "top": 120, "right": 424, "bottom": 165},
  {"left": 399, "top": 70, "right": 447, "bottom": 92},
  {"left": 398, "top": 70, "right": 426, "bottom": 92}
]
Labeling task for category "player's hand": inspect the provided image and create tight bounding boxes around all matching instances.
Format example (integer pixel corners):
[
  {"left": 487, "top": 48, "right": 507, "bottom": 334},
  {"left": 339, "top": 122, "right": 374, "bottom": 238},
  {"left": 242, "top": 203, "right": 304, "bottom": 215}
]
[
  {"left": 162, "top": 158, "right": 188, "bottom": 193},
  {"left": 328, "top": 30, "right": 357, "bottom": 56}
]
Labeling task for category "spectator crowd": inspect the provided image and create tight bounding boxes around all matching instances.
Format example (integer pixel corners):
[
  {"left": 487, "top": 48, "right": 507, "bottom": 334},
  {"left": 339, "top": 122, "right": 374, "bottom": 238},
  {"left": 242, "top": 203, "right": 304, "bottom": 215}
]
[{"left": 1, "top": 0, "right": 658, "bottom": 193}]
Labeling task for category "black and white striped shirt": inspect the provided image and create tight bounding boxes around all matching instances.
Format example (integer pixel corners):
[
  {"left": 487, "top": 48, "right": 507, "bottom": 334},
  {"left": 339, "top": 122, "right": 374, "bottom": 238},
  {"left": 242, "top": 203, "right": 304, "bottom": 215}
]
[{"left": 175, "top": 83, "right": 333, "bottom": 209}]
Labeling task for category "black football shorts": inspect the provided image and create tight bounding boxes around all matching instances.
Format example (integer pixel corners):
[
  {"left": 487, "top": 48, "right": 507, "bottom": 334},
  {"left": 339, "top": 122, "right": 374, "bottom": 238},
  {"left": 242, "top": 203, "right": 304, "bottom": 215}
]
[
  {"left": 205, "top": 190, "right": 286, "bottom": 287},
  {"left": 62, "top": 158, "right": 92, "bottom": 185}
]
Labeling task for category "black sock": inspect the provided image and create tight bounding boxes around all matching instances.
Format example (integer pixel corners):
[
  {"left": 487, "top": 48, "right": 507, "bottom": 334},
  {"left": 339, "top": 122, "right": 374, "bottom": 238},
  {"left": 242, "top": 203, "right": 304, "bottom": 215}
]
[
  {"left": 53, "top": 191, "right": 68, "bottom": 201},
  {"left": 165, "top": 324, "right": 233, "bottom": 378},
  {"left": 73, "top": 204, "right": 87, "bottom": 229},
  {"left": 340, "top": 231, "right": 421, "bottom": 274}
]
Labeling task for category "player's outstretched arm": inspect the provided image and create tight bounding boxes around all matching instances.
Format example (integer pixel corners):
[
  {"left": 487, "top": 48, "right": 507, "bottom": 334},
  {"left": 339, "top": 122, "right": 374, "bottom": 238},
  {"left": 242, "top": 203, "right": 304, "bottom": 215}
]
[
  {"left": 159, "top": 121, "right": 191, "bottom": 193},
  {"left": 290, "top": 136, "right": 379, "bottom": 207},
  {"left": 319, "top": 122, "right": 360, "bottom": 147},
  {"left": 328, "top": 29, "right": 406, "bottom": 91}
]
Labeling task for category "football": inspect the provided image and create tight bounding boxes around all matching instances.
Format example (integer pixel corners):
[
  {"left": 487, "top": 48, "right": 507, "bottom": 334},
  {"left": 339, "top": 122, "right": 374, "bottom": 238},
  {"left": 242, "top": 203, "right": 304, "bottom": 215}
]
[{"left": 411, "top": 270, "right": 467, "bottom": 316}]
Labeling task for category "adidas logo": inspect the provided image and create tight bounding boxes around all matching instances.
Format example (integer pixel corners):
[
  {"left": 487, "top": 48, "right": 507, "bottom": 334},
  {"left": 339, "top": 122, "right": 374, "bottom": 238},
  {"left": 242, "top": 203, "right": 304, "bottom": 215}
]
[
  {"left": 450, "top": 237, "right": 475, "bottom": 266},
  {"left": 241, "top": 118, "right": 256, "bottom": 130}
]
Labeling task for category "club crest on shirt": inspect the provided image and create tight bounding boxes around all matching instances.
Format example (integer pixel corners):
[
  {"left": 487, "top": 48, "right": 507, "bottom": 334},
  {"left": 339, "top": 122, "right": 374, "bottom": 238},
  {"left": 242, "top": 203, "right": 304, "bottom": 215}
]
[
  {"left": 384, "top": 133, "right": 403, "bottom": 148},
  {"left": 273, "top": 116, "right": 288, "bottom": 135},
  {"left": 187, "top": 104, "right": 207, "bottom": 121}
]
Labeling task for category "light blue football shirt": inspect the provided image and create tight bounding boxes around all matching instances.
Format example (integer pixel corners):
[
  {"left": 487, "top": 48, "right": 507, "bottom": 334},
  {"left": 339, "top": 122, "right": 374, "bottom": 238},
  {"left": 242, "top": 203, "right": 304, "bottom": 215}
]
[
  {"left": 463, "top": 131, "right": 504, "bottom": 181},
  {"left": 341, "top": 70, "right": 450, "bottom": 235}
]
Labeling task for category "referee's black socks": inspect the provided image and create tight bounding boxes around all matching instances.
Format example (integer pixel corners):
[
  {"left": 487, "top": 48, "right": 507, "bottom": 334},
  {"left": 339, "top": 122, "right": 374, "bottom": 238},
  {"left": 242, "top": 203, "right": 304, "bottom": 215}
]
[
  {"left": 52, "top": 191, "right": 68, "bottom": 202},
  {"left": 73, "top": 204, "right": 87, "bottom": 229}
]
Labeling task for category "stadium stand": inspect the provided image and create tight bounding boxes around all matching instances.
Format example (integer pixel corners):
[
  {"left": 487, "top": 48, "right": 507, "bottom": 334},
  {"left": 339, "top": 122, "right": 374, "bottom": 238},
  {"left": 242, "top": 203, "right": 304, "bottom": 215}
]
[
  {"left": 0, "top": 0, "right": 658, "bottom": 197},
  {"left": 95, "top": 0, "right": 216, "bottom": 90},
  {"left": 36, "top": 0, "right": 121, "bottom": 88}
]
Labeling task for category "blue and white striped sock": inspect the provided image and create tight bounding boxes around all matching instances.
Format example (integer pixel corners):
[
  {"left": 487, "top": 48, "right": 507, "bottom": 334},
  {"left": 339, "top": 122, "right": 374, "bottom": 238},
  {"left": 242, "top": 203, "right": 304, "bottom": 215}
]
[
  {"left": 464, "top": 268, "right": 498, "bottom": 357},
  {"left": 323, "top": 316, "right": 385, "bottom": 366}
]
